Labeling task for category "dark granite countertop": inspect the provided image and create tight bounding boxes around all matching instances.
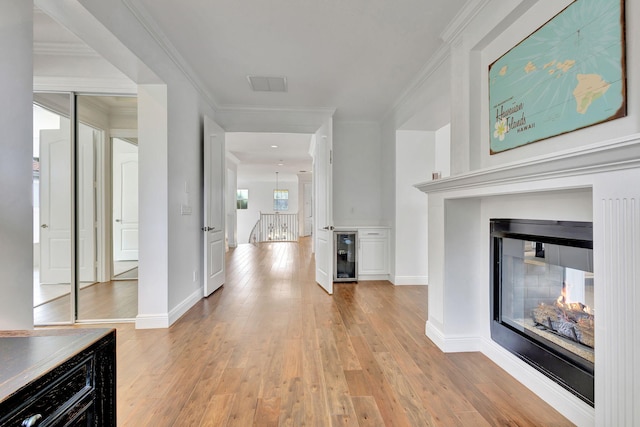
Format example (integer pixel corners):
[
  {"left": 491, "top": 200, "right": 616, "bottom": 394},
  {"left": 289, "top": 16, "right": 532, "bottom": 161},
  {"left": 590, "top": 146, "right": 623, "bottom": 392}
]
[{"left": 0, "top": 328, "right": 114, "bottom": 404}]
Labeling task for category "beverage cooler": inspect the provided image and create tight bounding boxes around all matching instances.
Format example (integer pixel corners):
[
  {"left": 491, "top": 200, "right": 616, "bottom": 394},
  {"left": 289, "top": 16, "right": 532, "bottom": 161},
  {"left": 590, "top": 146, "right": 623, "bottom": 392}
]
[{"left": 334, "top": 231, "right": 357, "bottom": 282}]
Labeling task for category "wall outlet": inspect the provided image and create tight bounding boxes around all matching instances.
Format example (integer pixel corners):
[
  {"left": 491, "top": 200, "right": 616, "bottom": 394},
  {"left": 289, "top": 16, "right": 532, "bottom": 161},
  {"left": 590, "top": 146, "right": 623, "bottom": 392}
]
[{"left": 193, "top": 270, "right": 198, "bottom": 282}]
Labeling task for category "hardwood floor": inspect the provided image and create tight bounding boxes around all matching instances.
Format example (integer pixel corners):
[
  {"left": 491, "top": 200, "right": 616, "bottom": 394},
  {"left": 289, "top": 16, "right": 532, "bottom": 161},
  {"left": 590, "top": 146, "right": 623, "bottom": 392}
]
[
  {"left": 34, "top": 279, "right": 138, "bottom": 324},
  {"left": 73, "top": 237, "right": 574, "bottom": 426}
]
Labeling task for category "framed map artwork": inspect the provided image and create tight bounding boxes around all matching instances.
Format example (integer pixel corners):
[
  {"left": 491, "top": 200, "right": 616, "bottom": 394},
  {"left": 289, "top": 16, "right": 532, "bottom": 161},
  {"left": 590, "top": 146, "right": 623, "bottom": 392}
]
[{"left": 489, "top": 0, "right": 626, "bottom": 154}]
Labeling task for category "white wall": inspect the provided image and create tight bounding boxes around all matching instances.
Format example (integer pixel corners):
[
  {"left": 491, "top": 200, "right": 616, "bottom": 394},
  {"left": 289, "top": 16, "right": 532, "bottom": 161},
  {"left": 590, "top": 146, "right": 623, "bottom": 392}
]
[
  {"left": 434, "top": 124, "right": 451, "bottom": 178},
  {"left": 236, "top": 178, "right": 299, "bottom": 244},
  {"left": 380, "top": 121, "right": 397, "bottom": 278},
  {"left": 394, "top": 131, "right": 433, "bottom": 285},
  {"left": 137, "top": 84, "right": 169, "bottom": 327},
  {"left": 297, "top": 173, "right": 312, "bottom": 237},
  {"left": 166, "top": 84, "right": 205, "bottom": 317},
  {"left": 332, "top": 122, "right": 384, "bottom": 226},
  {"left": 226, "top": 157, "right": 238, "bottom": 248},
  {"left": 0, "top": 0, "right": 34, "bottom": 329}
]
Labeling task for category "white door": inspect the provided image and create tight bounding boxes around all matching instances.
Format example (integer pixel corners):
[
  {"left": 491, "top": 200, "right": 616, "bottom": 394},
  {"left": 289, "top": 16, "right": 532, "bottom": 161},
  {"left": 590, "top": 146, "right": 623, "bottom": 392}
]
[
  {"left": 203, "top": 116, "right": 225, "bottom": 297},
  {"left": 39, "top": 123, "right": 96, "bottom": 284},
  {"left": 39, "top": 126, "right": 71, "bottom": 284},
  {"left": 314, "top": 120, "right": 334, "bottom": 294},
  {"left": 112, "top": 138, "right": 139, "bottom": 261}
]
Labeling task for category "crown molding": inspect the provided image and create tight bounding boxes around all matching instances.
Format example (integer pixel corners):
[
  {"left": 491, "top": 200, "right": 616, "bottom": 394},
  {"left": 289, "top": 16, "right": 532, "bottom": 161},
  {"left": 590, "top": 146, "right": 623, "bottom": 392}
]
[
  {"left": 226, "top": 151, "right": 241, "bottom": 165},
  {"left": 215, "top": 106, "right": 334, "bottom": 133},
  {"left": 383, "top": 0, "right": 493, "bottom": 126},
  {"left": 333, "top": 120, "right": 381, "bottom": 128},
  {"left": 34, "top": 76, "right": 137, "bottom": 94},
  {"left": 121, "top": 0, "right": 219, "bottom": 110},
  {"left": 215, "top": 104, "right": 336, "bottom": 132},
  {"left": 440, "top": 0, "right": 492, "bottom": 43},
  {"left": 34, "top": 41, "right": 99, "bottom": 57},
  {"left": 382, "top": 42, "right": 450, "bottom": 124},
  {"left": 217, "top": 104, "right": 336, "bottom": 116}
]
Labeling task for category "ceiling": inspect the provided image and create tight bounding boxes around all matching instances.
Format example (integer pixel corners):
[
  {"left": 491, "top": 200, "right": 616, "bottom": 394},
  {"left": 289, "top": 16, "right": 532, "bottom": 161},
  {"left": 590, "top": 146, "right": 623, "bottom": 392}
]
[
  {"left": 33, "top": 0, "right": 469, "bottom": 179},
  {"left": 132, "top": 0, "right": 466, "bottom": 122}
]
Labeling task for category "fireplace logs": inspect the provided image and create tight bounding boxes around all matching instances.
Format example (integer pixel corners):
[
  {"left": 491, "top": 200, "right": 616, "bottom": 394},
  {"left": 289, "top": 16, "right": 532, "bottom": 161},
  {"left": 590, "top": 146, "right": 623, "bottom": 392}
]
[{"left": 532, "top": 302, "right": 594, "bottom": 348}]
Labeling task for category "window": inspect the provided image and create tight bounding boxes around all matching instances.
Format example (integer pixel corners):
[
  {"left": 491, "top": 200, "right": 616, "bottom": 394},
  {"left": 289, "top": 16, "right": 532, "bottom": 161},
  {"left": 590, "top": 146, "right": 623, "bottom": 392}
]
[
  {"left": 237, "top": 189, "right": 248, "bottom": 209},
  {"left": 273, "top": 189, "right": 288, "bottom": 211}
]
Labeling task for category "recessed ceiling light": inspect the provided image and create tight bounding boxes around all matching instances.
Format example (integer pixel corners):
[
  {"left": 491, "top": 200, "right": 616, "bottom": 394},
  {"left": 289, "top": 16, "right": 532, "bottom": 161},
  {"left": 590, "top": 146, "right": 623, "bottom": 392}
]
[
  {"left": 278, "top": 163, "right": 284, "bottom": 166},
  {"left": 271, "top": 145, "right": 278, "bottom": 148}
]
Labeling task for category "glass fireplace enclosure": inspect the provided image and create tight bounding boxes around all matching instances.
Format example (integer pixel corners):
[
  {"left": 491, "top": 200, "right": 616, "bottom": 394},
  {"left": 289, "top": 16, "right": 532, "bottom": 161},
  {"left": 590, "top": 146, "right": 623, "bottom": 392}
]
[{"left": 490, "top": 219, "right": 594, "bottom": 406}]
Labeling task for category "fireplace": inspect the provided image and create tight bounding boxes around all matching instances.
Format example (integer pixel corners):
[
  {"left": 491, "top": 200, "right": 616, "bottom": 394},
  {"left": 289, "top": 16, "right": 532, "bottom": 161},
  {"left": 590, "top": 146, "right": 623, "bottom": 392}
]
[{"left": 490, "top": 219, "right": 594, "bottom": 406}]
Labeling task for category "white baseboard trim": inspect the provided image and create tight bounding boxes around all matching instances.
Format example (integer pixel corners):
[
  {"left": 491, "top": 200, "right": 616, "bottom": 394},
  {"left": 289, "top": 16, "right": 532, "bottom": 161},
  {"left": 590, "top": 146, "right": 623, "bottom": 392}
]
[
  {"left": 393, "top": 275, "right": 428, "bottom": 285},
  {"left": 425, "top": 321, "right": 481, "bottom": 352},
  {"left": 425, "top": 321, "right": 446, "bottom": 350},
  {"left": 480, "top": 338, "right": 594, "bottom": 427},
  {"left": 168, "top": 288, "right": 203, "bottom": 326},
  {"left": 135, "top": 313, "right": 170, "bottom": 329},
  {"left": 135, "top": 288, "right": 203, "bottom": 329},
  {"left": 357, "top": 274, "right": 390, "bottom": 281}
]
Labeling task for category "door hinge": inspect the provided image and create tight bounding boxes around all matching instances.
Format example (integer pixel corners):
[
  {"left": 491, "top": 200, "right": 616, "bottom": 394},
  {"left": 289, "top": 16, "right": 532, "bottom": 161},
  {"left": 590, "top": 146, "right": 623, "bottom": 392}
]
[{"left": 330, "top": 149, "right": 332, "bottom": 165}]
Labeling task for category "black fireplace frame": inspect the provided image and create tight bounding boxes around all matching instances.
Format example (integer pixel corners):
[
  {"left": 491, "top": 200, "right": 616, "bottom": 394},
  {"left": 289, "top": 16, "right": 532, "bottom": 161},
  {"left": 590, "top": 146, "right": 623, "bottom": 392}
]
[{"left": 490, "top": 218, "right": 594, "bottom": 406}]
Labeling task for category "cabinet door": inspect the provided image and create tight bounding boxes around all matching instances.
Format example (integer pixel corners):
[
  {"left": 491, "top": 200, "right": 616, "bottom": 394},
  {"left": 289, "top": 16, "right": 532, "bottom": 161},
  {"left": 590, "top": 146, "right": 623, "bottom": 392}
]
[{"left": 359, "top": 237, "right": 389, "bottom": 275}]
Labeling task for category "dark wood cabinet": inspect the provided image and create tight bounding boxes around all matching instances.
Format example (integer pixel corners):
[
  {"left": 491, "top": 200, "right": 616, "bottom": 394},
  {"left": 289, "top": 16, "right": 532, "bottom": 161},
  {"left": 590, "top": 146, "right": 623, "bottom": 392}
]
[{"left": 0, "top": 329, "right": 116, "bottom": 426}]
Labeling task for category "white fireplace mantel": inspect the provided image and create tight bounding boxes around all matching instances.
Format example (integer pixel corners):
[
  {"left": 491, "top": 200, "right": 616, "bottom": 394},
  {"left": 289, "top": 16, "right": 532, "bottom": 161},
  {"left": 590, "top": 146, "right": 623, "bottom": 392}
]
[
  {"left": 416, "top": 133, "right": 640, "bottom": 195},
  {"left": 416, "top": 134, "right": 640, "bottom": 427}
]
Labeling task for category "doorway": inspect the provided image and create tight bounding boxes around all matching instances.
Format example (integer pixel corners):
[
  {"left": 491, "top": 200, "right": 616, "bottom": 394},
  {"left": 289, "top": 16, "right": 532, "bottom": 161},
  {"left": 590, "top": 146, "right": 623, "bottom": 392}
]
[{"left": 111, "top": 137, "right": 139, "bottom": 279}]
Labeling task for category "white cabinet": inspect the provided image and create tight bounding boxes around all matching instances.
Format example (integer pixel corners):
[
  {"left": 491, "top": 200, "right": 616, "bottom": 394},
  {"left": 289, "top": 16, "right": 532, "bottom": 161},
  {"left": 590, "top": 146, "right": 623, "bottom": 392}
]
[{"left": 358, "top": 228, "right": 389, "bottom": 279}]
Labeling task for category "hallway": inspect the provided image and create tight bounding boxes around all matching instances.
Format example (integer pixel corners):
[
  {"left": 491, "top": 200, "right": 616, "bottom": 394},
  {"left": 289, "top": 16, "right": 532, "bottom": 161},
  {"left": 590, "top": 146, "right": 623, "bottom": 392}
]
[{"left": 100, "top": 237, "right": 572, "bottom": 426}]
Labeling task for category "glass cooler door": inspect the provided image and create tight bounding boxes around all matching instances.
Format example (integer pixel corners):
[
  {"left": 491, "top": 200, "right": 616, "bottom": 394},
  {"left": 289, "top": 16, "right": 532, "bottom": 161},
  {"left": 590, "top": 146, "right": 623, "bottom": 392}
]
[{"left": 334, "top": 231, "right": 357, "bottom": 282}]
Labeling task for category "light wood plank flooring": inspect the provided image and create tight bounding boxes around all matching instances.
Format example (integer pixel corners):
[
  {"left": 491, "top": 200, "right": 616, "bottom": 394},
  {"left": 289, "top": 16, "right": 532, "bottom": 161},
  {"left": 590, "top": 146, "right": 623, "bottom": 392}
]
[
  {"left": 72, "top": 237, "right": 574, "bottom": 426},
  {"left": 34, "top": 279, "right": 138, "bottom": 324}
]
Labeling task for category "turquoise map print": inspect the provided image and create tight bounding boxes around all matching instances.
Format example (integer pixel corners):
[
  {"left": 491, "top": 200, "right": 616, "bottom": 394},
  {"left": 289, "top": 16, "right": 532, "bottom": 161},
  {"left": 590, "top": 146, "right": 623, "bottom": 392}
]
[{"left": 489, "top": 0, "right": 626, "bottom": 154}]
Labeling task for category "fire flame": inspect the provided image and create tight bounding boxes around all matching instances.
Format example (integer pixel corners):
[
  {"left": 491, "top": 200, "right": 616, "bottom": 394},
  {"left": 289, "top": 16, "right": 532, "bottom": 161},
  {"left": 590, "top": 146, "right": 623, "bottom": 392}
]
[{"left": 556, "top": 281, "right": 592, "bottom": 314}]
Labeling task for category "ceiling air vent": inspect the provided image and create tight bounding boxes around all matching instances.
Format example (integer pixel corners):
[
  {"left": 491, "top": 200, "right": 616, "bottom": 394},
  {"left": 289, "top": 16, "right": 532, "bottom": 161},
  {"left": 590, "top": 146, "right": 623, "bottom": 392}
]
[{"left": 247, "top": 75, "right": 288, "bottom": 92}]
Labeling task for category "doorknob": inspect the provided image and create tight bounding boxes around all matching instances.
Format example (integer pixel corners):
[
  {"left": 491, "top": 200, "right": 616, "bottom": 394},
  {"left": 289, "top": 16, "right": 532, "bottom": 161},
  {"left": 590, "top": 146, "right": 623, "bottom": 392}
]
[
  {"left": 323, "top": 225, "right": 335, "bottom": 231},
  {"left": 40, "top": 224, "right": 48, "bottom": 229},
  {"left": 202, "top": 226, "right": 215, "bottom": 231},
  {"left": 115, "top": 219, "right": 121, "bottom": 222}
]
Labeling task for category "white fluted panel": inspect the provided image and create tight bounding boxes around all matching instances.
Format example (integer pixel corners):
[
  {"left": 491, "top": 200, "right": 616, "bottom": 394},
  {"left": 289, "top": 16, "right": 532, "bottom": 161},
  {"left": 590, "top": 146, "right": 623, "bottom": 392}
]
[{"left": 597, "top": 196, "right": 640, "bottom": 426}]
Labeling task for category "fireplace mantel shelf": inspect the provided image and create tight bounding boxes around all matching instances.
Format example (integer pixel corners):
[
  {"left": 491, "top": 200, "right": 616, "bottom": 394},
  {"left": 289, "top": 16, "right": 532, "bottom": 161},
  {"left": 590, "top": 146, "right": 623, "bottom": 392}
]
[{"left": 415, "top": 133, "right": 640, "bottom": 194}]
